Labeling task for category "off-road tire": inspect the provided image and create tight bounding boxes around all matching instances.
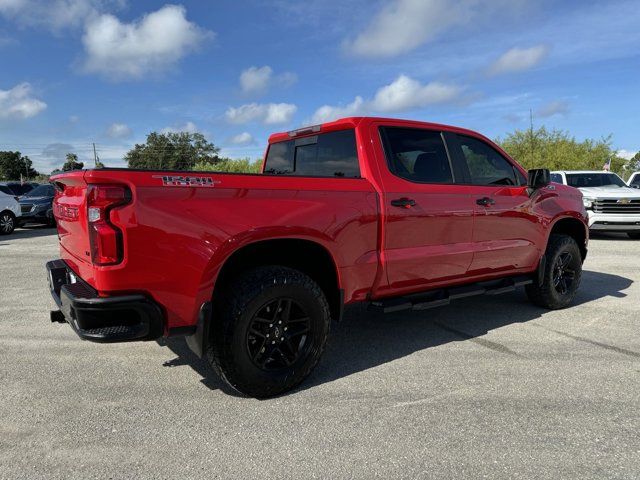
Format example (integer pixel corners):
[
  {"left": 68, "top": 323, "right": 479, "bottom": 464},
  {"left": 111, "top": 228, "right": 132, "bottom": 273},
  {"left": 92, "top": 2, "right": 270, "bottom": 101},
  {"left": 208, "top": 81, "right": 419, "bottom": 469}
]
[
  {"left": 526, "top": 234, "right": 582, "bottom": 309},
  {"left": 207, "top": 266, "right": 331, "bottom": 398}
]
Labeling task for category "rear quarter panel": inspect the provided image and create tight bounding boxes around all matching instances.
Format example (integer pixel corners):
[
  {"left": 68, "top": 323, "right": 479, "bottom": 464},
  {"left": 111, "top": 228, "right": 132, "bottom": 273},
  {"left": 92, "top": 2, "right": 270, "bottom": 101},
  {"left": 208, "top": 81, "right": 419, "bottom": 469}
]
[{"left": 67, "top": 170, "right": 380, "bottom": 330}]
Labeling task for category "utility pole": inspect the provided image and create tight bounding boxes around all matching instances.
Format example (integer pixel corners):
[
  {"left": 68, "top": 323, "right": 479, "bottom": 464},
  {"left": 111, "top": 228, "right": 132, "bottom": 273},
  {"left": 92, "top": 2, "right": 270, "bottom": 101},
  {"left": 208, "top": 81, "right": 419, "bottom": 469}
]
[
  {"left": 92, "top": 143, "right": 98, "bottom": 167},
  {"left": 529, "top": 108, "right": 535, "bottom": 166}
]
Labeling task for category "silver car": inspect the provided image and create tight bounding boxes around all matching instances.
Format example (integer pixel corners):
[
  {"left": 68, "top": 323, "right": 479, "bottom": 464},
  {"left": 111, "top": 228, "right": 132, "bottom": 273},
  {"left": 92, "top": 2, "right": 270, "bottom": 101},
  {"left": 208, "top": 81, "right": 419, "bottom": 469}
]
[{"left": 0, "top": 190, "right": 21, "bottom": 235}]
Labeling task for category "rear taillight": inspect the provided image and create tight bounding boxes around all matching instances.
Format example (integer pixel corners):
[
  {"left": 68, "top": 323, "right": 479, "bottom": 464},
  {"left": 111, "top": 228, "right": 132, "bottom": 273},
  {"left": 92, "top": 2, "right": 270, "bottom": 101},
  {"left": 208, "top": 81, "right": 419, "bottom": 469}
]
[{"left": 87, "top": 184, "right": 131, "bottom": 265}]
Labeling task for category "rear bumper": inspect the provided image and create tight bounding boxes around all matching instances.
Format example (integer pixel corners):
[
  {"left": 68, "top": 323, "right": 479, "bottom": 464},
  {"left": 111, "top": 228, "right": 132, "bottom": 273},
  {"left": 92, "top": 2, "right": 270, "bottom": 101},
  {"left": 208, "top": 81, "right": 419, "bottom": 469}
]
[{"left": 46, "top": 259, "right": 164, "bottom": 342}]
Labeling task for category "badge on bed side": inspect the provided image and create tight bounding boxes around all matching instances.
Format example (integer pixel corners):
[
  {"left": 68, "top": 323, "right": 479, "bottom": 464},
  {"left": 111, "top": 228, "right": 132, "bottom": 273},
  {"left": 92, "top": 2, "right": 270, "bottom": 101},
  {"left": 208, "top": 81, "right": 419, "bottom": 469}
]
[{"left": 153, "top": 175, "right": 221, "bottom": 187}]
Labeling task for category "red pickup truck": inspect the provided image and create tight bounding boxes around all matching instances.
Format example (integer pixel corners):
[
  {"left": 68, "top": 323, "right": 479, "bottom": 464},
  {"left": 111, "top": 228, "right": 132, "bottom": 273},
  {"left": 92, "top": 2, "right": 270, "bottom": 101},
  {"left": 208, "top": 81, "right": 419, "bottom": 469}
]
[{"left": 47, "top": 117, "right": 588, "bottom": 397}]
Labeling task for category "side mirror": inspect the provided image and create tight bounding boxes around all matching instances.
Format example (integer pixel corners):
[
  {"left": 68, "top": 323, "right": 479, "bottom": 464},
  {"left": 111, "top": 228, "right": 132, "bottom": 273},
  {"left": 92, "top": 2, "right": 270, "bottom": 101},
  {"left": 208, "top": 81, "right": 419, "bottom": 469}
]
[{"left": 527, "top": 168, "right": 550, "bottom": 189}]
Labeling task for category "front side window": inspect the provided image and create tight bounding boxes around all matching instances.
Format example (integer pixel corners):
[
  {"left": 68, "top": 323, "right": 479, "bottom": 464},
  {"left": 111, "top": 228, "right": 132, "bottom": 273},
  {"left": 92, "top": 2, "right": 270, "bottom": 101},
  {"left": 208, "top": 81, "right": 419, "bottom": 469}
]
[
  {"left": 566, "top": 173, "right": 626, "bottom": 188},
  {"left": 457, "top": 135, "right": 519, "bottom": 186},
  {"left": 263, "top": 129, "right": 360, "bottom": 177},
  {"left": 380, "top": 127, "right": 453, "bottom": 184}
]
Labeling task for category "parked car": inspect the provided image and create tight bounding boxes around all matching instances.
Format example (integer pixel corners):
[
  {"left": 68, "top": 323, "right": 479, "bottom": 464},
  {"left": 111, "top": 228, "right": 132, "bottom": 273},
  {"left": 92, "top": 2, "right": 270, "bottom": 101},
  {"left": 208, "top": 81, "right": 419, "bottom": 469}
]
[
  {"left": 0, "top": 190, "right": 21, "bottom": 235},
  {"left": 628, "top": 172, "right": 640, "bottom": 189},
  {"left": 0, "top": 181, "right": 37, "bottom": 197},
  {"left": 47, "top": 117, "right": 588, "bottom": 397},
  {"left": 550, "top": 170, "right": 640, "bottom": 239},
  {"left": 18, "top": 184, "right": 55, "bottom": 227}
]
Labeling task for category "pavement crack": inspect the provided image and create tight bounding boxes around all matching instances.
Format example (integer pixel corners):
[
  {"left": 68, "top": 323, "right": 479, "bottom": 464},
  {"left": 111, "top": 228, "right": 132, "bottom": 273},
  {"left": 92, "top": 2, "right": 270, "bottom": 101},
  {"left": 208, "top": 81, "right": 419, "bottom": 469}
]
[
  {"left": 532, "top": 324, "right": 640, "bottom": 359},
  {"left": 433, "top": 321, "right": 521, "bottom": 357}
]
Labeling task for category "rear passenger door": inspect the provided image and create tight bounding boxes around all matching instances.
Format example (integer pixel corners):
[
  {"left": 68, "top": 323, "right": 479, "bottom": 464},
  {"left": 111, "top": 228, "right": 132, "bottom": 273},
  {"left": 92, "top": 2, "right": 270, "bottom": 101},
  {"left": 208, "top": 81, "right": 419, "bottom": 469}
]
[
  {"left": 448, "top": 134, "right": 542, "bottom": 275},
  {"left": 374, "top": 125, "right": 476, "bottom": 294}
]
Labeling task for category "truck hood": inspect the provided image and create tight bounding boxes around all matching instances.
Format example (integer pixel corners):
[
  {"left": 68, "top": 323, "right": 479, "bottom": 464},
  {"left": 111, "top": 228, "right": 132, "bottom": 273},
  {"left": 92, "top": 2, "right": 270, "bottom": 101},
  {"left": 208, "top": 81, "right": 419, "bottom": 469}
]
[{"left": 578, "top": 186, "right": 640, "bottom": 199}]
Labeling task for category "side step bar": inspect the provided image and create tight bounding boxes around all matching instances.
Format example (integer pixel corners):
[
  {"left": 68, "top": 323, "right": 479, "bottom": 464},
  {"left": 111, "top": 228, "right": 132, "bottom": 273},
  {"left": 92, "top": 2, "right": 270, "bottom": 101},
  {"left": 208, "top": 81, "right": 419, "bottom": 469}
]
[{"left": 369, "top": 275, "right": 533, "bottom": 314}]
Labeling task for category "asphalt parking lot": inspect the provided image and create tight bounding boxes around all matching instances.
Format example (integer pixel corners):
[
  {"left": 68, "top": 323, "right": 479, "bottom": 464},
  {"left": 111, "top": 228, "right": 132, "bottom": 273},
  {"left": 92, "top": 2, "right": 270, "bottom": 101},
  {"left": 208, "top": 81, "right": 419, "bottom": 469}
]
[{"left": 1, "top": 227, "right": 638, "bottom": 479}]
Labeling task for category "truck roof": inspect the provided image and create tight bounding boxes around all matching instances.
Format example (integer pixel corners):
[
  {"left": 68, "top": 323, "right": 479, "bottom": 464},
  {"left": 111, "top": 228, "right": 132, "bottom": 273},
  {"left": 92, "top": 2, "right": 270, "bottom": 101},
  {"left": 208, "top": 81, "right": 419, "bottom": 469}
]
[{"left": 268, "top": 116, "right": 489, "bottom": 144}]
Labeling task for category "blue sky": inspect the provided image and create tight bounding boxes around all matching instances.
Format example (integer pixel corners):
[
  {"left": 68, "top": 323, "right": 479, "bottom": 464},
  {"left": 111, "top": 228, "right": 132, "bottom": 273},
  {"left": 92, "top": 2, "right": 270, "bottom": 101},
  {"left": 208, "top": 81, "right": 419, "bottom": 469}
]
[{"left": 1, "top": 0, "right": 639, "bottom": 173}]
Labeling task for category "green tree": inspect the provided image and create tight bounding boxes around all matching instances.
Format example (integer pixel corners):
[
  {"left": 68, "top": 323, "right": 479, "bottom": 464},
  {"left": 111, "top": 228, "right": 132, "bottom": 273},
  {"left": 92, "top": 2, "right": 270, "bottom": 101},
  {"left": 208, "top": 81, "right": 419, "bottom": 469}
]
[
  {"left": 0, "top": 151, "right": 38, "bottom": 180},
  {"left": 193, "top": 157, "right": 263, "bottom": 173},
  {"left": 629, "top": 152, "right": 640, "bottom": 172},
  {"left": 62, "top": 153, "right": 84, "bottom": 171},
  {"left": 497, "top": 127, "right": 628, "bottom": 176},
  {"left": 95, "top": 158, "right": 105, "bottom": 169},
  {"left": 125, "top": 132, "right": 221, "bottom": 170}
]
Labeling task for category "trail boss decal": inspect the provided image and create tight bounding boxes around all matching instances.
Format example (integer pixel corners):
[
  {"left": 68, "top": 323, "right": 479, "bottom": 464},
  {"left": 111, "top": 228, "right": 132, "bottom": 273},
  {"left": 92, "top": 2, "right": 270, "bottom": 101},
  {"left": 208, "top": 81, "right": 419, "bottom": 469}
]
[{"left": 153, "top": 175, "right": 221, "bottom": 187}]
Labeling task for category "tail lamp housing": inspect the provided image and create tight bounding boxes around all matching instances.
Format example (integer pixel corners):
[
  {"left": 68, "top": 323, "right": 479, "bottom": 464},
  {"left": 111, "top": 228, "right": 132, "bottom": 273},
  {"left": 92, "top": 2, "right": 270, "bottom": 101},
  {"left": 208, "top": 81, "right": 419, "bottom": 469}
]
[{"left": 87, "top": 184, "right": 131, "bottom": 265}]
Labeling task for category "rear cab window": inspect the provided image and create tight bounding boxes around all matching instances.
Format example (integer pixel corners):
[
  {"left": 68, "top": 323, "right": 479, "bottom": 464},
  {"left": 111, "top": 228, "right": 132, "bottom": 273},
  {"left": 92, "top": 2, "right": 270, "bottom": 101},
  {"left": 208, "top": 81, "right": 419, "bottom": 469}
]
[{"left": 264, "top": 129, "right": 360, "bottom": 178}]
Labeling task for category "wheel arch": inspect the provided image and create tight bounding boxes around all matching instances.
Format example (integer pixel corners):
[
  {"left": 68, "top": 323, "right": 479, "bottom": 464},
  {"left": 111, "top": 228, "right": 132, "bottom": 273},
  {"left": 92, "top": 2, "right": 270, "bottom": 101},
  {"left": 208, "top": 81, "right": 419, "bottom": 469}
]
[
  {"left": 212, "top": 237, "right": 343, "bottom": 323},
  {"left": 548, "top": 215, "right": 588, "bottom": 260}
]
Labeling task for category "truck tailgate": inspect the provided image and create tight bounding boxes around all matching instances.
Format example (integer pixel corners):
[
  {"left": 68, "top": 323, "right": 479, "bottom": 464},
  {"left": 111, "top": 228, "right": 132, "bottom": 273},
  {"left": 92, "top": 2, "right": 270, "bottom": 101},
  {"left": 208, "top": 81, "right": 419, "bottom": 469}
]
[{"left": 52, "top": 171, "right": 92, "bottom": 270}]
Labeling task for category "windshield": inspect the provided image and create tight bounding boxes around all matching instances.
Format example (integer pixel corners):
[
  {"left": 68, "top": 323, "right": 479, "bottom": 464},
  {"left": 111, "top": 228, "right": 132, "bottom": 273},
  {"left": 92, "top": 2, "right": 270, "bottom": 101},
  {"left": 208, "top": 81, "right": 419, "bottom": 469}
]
[
  {"left": 565, "top": 173, "right": 626, "bottom": 188},
  {"left": 631, "top": 175, "right": 640, "bottom": 186},
  {"left": 24, "top": 185, "right": 54, "bottom": 197}
]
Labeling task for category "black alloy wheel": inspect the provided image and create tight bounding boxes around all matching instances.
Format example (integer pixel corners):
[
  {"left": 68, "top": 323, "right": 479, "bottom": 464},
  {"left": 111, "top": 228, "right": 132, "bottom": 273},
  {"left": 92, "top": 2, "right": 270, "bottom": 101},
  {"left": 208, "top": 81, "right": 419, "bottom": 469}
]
[
  {"left": 246, "top": 298, "right": 312, "bottom": 371},
  {"left": 552, "top": 251, "right": 577, "bottom": 295}
]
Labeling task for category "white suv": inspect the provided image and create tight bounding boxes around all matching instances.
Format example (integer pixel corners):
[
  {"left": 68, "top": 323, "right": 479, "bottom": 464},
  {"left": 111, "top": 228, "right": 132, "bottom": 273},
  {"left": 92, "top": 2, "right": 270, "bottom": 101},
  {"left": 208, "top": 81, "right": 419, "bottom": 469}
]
[
  {"left": 550, "top": 170, "right": 640, "bottom": 239},
  {"left": 0, "top": 190, "right": 21, "bottom": 235}
]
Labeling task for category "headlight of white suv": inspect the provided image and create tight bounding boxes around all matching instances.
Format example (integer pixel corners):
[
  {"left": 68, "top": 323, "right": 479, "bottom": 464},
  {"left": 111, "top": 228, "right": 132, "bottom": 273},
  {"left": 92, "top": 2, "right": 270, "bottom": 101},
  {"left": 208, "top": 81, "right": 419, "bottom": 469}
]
[{"left": 582, "top": 197, "right": 595, "bottom": 209}]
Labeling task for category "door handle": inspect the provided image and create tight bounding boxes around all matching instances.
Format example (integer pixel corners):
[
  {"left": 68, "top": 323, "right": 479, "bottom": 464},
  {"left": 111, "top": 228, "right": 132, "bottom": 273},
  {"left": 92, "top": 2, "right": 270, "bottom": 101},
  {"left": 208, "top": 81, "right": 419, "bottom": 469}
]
[
  {"left": 391, "top": 197, "right": 416, "bottom": 208},
  {"left": 476, "top": 197, "right": 495, "bottom": 206}
]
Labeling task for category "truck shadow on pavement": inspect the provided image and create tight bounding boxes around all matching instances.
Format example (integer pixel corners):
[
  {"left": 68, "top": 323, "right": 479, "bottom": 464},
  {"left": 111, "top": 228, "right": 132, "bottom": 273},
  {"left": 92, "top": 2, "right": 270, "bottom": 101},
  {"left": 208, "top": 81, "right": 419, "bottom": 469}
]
[
  {"left": 7, "top": 226, "right": 57, "bottom": 241},
  {"left": 159, "top": 269, "right": 633, "bottom": 397}
]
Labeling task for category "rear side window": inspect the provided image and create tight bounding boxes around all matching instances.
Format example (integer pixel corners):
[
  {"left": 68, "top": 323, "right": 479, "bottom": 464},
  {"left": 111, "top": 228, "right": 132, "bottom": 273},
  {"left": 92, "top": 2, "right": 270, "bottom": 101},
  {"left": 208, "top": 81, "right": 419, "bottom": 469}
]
[
  {"left": 380, "top": 127, "right": 453, "bottom": 184},
  {"left": 456, "top": 135, "right": 519, "bottom": 186},
  {"left": 264, "top": 129, "right": 360, "bottom": 177}
]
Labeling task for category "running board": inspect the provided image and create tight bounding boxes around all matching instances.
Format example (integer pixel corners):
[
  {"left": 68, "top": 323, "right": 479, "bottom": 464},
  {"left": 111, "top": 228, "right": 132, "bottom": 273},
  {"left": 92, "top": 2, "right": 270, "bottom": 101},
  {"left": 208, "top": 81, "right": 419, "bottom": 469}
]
[{"left": 369, "top": 275, "right": 533, "bottom": 314}]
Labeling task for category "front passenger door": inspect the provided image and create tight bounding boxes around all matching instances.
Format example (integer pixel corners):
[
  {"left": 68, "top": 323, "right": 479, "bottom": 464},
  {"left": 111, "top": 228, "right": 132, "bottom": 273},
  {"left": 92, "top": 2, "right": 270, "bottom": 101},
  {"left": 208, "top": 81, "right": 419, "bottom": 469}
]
[{"left": 450, "top": 134, "right": 542, "bottom": 275}]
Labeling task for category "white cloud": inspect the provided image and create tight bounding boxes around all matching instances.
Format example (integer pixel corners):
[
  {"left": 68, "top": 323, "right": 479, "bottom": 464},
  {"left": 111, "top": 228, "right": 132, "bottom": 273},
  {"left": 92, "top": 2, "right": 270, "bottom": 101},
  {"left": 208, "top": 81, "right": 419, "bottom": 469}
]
[
  {"left": 239, "top": 65, "right": 297, "bottom": 96},
  {"left": 240, "top": 66, "right": 272, "bottom": 95},
  {"left": 160, "top": 121, "right": 199, "bottom": 134},
  {"left": 489, "top": 45, "right": 549, "bottom": 75},
  {"left": 230, "top": 132, "right": 255, "bottom": 145},
  {"left": 225, "top": 102, "right": 297, "bottom": 125},
  {"left": 617, "top": 149, "right": 637, "bottom": 160},
  {"left": 307, "top": 75, "right": 462, "bottom": 124},
  {"left": 344, "top": 0, "right": 473, "bottom": 57},
  {"left": 39, "top": 143, "right": 75, "bottom": 168},
  {"left": 371, "top": 75, "right": 461, "bottom": 112},
  {"left": 309, "top": 96, "right": 366, "bottom": 124},
  {"left": 536, "top": 100, "right": 569, "bottom": 118},
  {"left": 0, "top": 0, "right": 123, "bottom": 31},
  {"left": 82, "top": 4, "right": 213, "bottom": 80},
  {"left": 106, "top": 122, "right": 131, "bottom": 138},
  {"left": 0, "top": 82, "right": 46, "bottom": 119}
]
